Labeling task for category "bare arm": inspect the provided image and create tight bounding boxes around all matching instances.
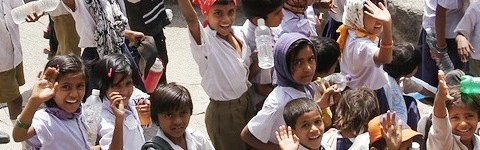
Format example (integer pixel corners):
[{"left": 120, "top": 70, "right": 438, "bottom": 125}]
[
  {"left": 240, "top": 126, "right": 281, "bottom": 150},
  {"left": 108, "top": 93, "right": 126, "bottom": 150},
  {"left": 433, "top": 70, "right": 452, "bottom": 118},
  {"left": 177, "top": 0, "right": 201, "bottom": 44},
  {"left": 13, "top": 68, "right": 59, "bottom": 142},
  {"left": 435, "top": 4, "right": 447, "bottom": 49},
  {"left": 364, "top": 1, "right": 393, "bottom": 64}
]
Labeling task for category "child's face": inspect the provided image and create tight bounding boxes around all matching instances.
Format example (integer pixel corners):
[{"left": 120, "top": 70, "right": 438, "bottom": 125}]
[
  {"left": 449, "top": 106, "right": 479, "bottom": 143},
  {"left": 207, "top": 3, "right": 236, "bottom": 38},
  {"left": 157, "top": 107, "right": 191, "bottom": 140},
  {"left": 264, "top": 6, "right": 284, "bottom": 27},
  {"left": 106, "top": 74, "right": 134, "bottom": 105},
  {"left": 363, "top": 12, "right": 383, "bottom": 35},
  {"left": 53, "top": 72, "right": 85, "bottom": 113},
  {"left": 292, "top": 109, "right": 324, "bottom": 150},
  {"left": 290, "top": 46, "right": 316, "bottom": 85}
]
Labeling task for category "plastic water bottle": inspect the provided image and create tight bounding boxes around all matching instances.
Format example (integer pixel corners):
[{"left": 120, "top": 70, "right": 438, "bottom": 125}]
[
  {"left": 323, "top": 73, "right": 351, "bottom": 91},
  {"left": 11, "top": 0, "right": 60, "bottom": 24},
  {"left": 425, "top": 28, "right": 454, "bottom": 73},
  {"left": 255, "top": 18, "right": 274, "bottom": 69},
  {"left": 411, "top": 142, "right": 420, "bottom": 150},
  {"left": 143, "top": 58, "right": 164, "bottom": 93},
  {"left": 83, "top": 89, "right": 102, "bottom": 146}
]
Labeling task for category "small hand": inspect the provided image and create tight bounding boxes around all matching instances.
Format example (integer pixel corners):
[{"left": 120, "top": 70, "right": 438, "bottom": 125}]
[
  {"left": 436, "top": 70, "right": 454, "bottom": 104},
  {"left": 110, "top": 96, "right": 125, "bottom": 119},
  {"left": 135, "top": 99, "right": 151, "bottom": 116},
  {"left": 363, "top": 0, "right": 391, "bottom": 24},
  {"left": 456, "top": 35, "right": 475, "bottom": 62},
  {"left": 275, "top": 125, "right": 299, "bottom": 150},
  {"left": 31, "top": 67, "right": 59, "bottom": 104},
  {"left": 26, "top": 12, "right": 45, "bottom": 23},
  {"left": 317, "top": 84, "right": 340, "bottom": 108},
  {"left": 380, "top": 111, "right": 402, "bottom": 150},
  {"left": 399, "top": 77, "right": 423, "bottom": 94}
]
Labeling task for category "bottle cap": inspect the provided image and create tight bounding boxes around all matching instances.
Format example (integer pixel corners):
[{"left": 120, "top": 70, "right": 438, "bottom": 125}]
[
  {"left": 257, "top": 18, "right": 265, "bottom": 26},
  {"left": 411, "top": 142, "right": 420, "bottom": 149},
  {"left": 151, "top": 58, "right": 164, "bottom": 71},
  {"left": 91, "top": 89, "right": 100, "bottom": 96}
]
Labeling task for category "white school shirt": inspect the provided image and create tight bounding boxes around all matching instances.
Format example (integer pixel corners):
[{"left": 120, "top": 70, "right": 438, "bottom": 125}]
[
  {"left": 422, "top": 0, "right": 465, "bottom": 38},
  {"left": 99, "top": 88, "right": 146, "bottom": 150},
  {"left": 455, "top": 1, "right": 480, "bottom": 60},
  {"left": 48, "top": 2, "right": 69, "bottom": 17},
  {"left": 383, "top": 73, "right": 408, "bottom": 122},
  {"left": 340, "top": 30, "right": 387, "bottom": 90},
  {"left": 241, "top": 20, "right": 273, "bottom": 85},
  {"left": 0, "top": 0, "right": 23, "bottom": 72},
  {"left": 189, "top": 21, "right": 252, "bottom": 101},
  {"left": 247, "top": 86, "right": 312, "bottom": 143},
  {"left": 154, "top": 128, "right": 215, "bottom": 150},
  {"left": 321, "top": 128, "right": 369, "bottom": 150},
  {"left": 62, "top": 0, "right": 127, "bottom": 48},
  {"left": 27, "top": 109, "right": 90, "bottom": 150},
  {"left": 427, "top": 114, "right": 480, "bottom": 150},
  {"left": 279, "top": 6, "right": 318, "bottom": 37}
]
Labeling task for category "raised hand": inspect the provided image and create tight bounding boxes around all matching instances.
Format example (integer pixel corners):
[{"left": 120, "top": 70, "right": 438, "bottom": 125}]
[
  {"left": 26, "top": 12, "right": 45, "bottom": 23},
  {"left": 363, "top": 0, "right": 391, "bottom": 24},
  {"left": 380, "top": 111, "right": 402, "bottom": 150},
  {"left": 109, "top": 92, "right": 126, "bottom": 119},
  {"left": 275, "top": 125, "right": 299, "bottom": 150},
  {"left": 31, "top": 67, "right": 59, "bottom": 104}
]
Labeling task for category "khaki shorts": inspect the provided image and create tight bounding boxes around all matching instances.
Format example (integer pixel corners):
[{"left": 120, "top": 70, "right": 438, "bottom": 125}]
[{"left": 0, "top": 63, "right": 25, "bottom": 103}]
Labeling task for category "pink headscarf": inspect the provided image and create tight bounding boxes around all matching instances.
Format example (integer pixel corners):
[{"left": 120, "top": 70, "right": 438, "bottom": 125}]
[{"left": 192, "top": 0, "right": 237, "bottom": 27}]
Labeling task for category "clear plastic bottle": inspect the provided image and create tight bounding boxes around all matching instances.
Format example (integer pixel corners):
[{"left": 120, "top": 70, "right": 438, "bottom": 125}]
[
  {"left": 255, "top": 18, "right": 274, "bottom": 69},
  {"left": 323, "top": 73, "right": 351, "bottom": 91},
  {"left": 83, "top": 89, "right": 102, "bottom": 146},
  {"left": 143, "top": 58, "right": 164, "bottom": 93},
  {"left": 11, "top": 0, "right": 60, "bottom": 24},
  {"left": 425, "top": 28, "right": 454, "bottom": 73}
]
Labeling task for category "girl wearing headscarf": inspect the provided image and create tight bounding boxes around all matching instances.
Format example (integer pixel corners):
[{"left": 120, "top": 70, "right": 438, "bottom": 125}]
[
  {"left": 241, "top": 33, "right": 317, "bottom": 149},
  {"left": 336, "top": 0, "right": 393, "bottom": 113}
]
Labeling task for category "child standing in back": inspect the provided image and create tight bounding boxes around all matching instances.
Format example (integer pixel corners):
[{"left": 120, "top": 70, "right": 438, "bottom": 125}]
[
  {"left": 93, "top": 54, "right": 150, "bottom": 150},
  {"left": 240, "top": 33, "right": 316, "bottom": 149},
  {"left": 176, "top": 0, "right": 252, "bottom": 149},
  {"left": 241, "top": 0, "right": 284, "bottom": 114},
  {"left": 337, "top": 0, "right": 393, "bottom": 113},
  {"left": 145, "top": 82, "right": 214, "bottom": 150}
]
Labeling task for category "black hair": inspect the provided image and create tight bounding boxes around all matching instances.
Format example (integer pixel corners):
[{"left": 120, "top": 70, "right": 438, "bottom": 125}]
[
  {"left": 283, "top": 98, "right": 321, "bottom": 128},
  {"left": 93, "top": 54, "right": 134, "bottom": 99},
  {"left": 310, "top": 36, "right": 340, "bottom": 74},
  {"left": 44, "top": 54, "right": 86, "bottom": 107},
  {"left": 286, "top": 39, "right": 315, "bottom": 74},
  {"left": 242, "top": 0, "right": 285, "bottom": 20},
  {"left": 447, "top": 86, "right": 480, "bottom": 116},
  {"left": 383, "top": 43, "right": 421, "bottom": 79},
  {"left": 150, "top": 82, "right": 194, "bottom": 126}
]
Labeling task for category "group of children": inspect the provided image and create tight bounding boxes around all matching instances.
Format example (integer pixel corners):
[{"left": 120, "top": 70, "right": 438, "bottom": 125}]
[{"left": 5, "top": 0, "right": 480, "bottom": 149}]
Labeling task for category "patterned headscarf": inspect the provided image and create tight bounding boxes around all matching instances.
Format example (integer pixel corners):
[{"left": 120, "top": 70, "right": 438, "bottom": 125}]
[
  {"left": 336, "top": 0, "right": 376, "bottom": 52},
  {"left": 274, "top": 33, "right": 312, "bottom": 88}
]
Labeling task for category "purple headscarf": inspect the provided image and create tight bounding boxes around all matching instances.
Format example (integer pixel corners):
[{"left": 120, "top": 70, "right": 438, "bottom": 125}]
[{"left": 274, "top": 33, "right": 312, "bottom": 88}]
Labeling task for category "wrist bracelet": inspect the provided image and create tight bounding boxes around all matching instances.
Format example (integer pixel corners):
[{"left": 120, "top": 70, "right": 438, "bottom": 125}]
[
  {"left": 380, "top": 43, "right": 393, "bottom": 49},
  {"left": 16, "top": 118, "right": 31, "bottom": 130}
]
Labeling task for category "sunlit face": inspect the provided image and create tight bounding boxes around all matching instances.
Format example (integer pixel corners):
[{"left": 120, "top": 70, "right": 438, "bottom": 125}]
[
  {"left": 157, "top": 107, "right": 191, "bottom": 141},
  {"left": 293, "top": 110, "right": 324, "bottom": 150},
  {"left": 207, "top": 3, "right": 236, "bottom": 39},
  {"left": 106, "top": 74, "right": 134, "bottom": 105},
  {"left": 290, "top": 46, "right": 316, "bottom": 86},
  {"left": 264, "top": 6, "right": 284, "bottom": 27},
  {"left": 53, "top": 72, "right": 85, "bottom": 113},
  {"left": 363, "top": 13, "right": 383, "bottom": 35},
  {"left": 449, "top": 106, "right": 479, "bottom": 144}
]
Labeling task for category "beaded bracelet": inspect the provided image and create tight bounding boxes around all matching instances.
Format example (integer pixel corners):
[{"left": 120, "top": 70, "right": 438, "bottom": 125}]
[{"left": 16, "top": 118, "right": 31, "bottom": 130}]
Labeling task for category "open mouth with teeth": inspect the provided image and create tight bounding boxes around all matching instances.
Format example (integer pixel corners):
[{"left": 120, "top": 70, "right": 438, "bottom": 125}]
[
  {"left": 65, "top": 99, "right": 79, "bottom": 104},
  {"left": 308, "top": 134, "right": 321, "bottom": 140}
]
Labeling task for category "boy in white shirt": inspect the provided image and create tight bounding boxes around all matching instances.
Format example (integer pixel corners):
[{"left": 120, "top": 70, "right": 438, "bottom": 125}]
[
  {"left": 176, "top": 0, "right": 252, "bottom": 149},
  {"left": 455, "top": 1, "right": 480, "bottom": 76}
]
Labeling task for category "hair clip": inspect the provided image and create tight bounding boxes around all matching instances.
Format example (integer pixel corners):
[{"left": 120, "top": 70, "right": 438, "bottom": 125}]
[{"left": 108, "top": 68, "right": 113, "bottom": 78}]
